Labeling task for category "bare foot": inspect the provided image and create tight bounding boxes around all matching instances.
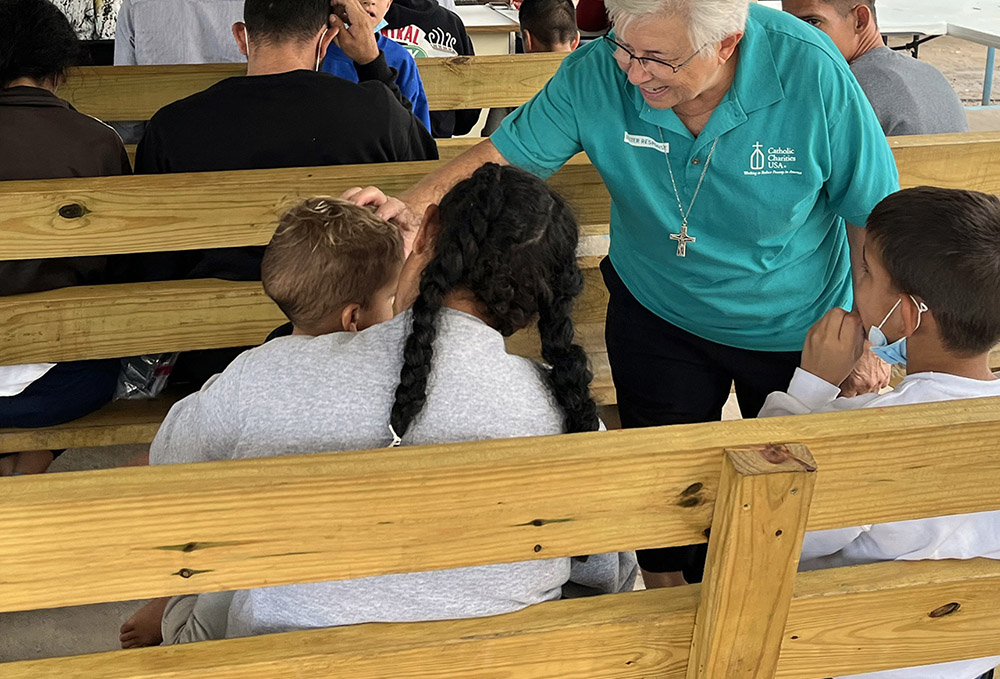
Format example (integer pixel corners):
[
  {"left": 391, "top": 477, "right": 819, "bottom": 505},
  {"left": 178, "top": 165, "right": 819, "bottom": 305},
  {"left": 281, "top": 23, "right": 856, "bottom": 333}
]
[
  {"left": 121, "top": 451, "right": 150, "bottom": 467},
  {"left": 120, "top": 597, "right": 170, "bottom": 648},
  {"left": 640, "top": 569, "right": 688, "bottom": 589},
  {"left": 0, "top": 450, "right": 54, "bottom": 476},
  {"left": 13, "top": 450, "right": 54, "bottom": 475}
]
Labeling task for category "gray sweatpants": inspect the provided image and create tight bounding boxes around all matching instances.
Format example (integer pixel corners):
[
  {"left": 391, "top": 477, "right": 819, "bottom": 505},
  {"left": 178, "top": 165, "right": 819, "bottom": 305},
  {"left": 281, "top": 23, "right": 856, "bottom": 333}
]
[{"left": 161, "top": 591, "right": 234, "bottom": 644}]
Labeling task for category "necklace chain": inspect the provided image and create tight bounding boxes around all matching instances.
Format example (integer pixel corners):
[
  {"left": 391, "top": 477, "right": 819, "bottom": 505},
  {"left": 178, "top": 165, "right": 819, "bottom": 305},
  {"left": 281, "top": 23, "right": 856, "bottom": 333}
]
[{"left": 661, "top": 130, "right": 719, "bottom": 230}]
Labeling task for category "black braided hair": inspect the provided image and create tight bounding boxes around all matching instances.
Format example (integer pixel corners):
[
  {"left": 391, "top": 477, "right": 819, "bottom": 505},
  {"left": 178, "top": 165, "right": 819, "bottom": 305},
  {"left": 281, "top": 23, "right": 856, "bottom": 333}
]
[{"left": 390, "top": 163, "right": 599, "bottom": 441}]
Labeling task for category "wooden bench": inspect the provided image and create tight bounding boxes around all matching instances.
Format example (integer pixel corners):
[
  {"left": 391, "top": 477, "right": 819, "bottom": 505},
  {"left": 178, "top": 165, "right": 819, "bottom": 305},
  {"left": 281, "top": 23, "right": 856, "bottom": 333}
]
[
  {"left": 2, "top": 398, "right": 999, "bottom": 677},
  {"left": 59, "top": 54, "right": 569, "bottom": 123},
  {"left": 4, "top": 131, "right": 1000, "bottom": 453}
]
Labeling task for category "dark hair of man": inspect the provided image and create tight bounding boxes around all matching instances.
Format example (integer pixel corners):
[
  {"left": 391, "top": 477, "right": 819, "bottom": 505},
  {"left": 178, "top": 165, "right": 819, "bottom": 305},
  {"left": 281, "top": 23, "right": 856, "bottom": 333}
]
[
  {"left": 390, "top": 163, "right": 599, "bottom": 440},
  {"left": 866, "top": 186, "right": 1000, "bottom": 355},
  {"left": 243, "top": 0, "right": 329, "bottom": 44},
  {"left": 519, "top": 0, "right": 577, "bottom": 47},
  {"left": 827, "top": 0, "right": 877, "bottom": 23},
  {"left": 0, "top": 0, "right": 80, "bottom": 88},
  {"left": 262, "top": 197, "right": 403, "bottom": 330}
]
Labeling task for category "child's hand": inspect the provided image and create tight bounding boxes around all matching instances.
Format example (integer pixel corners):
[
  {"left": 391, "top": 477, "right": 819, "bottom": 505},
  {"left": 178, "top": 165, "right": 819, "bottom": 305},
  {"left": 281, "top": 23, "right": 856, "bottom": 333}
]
[
  {"left": 801, "top": 308, "right": 865, "bottom": 387},
  {"left": 329, "top": 0, "right": 380, "bottom": 65}
]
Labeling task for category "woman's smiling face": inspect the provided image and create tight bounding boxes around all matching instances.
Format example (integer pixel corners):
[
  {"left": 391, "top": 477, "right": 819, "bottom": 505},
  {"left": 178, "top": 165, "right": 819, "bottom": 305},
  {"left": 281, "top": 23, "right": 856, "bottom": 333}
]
[{"left": 614, "top": 14, "right": 734, "bottom": 110}]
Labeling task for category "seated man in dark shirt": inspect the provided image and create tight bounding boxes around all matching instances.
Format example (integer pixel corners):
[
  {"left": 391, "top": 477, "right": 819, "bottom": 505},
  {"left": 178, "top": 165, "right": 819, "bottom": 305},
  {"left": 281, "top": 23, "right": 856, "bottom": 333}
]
[
  {"left": 126, "top": 0, "right": 436, "bottom": 386},
  {"left": 132, "top": 0, "right": 437, "bottom": 282}
]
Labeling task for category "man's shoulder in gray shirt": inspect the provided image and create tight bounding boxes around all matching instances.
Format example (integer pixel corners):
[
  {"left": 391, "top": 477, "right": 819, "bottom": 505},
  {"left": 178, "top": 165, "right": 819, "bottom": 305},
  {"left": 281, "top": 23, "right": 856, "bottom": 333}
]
[{"left": 850, "top": 46, "right": 968, "bottom": 137}]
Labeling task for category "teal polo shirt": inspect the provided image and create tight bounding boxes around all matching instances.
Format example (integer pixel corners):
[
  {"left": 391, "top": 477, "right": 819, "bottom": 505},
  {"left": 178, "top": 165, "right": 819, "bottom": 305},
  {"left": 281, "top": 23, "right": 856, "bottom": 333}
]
[{"left": 490, "top": 3, "right": 899, "bottom": 352}]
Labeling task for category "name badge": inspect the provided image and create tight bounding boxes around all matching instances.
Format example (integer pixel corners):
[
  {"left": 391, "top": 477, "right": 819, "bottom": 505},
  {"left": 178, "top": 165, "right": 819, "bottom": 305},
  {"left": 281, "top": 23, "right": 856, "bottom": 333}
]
[{"left": 623, "top": 132, "right": 669, "bottom": 154}]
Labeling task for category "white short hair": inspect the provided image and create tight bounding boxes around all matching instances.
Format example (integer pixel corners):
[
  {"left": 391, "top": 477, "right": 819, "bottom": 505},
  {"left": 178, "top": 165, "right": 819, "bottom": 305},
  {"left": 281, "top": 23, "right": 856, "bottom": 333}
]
[{"left": 605, "top": 0, "right": 749, "bottom": 49}]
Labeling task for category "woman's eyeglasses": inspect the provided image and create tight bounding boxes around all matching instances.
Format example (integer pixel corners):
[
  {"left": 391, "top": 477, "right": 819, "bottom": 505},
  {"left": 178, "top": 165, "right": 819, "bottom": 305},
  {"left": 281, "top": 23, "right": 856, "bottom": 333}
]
[{"left": 603, "top": 35, "right": 704, "bottom": 77}]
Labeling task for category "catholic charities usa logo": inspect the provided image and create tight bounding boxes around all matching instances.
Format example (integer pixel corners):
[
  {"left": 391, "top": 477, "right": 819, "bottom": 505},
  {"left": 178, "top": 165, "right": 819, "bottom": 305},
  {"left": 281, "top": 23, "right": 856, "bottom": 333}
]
[{"left": 744, "top": 141, "right": 802, "bottom": 176}]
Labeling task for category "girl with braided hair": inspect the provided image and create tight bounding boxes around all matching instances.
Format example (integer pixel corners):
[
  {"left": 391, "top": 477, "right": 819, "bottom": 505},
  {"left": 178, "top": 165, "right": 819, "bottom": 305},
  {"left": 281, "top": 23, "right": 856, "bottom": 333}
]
[
  {"left": 147, "top": 165, "right": 635, "bottom": 641},
  {"left": 388, "top": 161, "right": 599, "bottom": 444}
]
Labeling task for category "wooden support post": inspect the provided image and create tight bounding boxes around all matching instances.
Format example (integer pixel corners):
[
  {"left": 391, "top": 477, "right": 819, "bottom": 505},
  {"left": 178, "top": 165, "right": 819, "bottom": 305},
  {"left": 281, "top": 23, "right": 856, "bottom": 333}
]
[{"left": 686, "top": 443, "right": 817, "bottom": 679}]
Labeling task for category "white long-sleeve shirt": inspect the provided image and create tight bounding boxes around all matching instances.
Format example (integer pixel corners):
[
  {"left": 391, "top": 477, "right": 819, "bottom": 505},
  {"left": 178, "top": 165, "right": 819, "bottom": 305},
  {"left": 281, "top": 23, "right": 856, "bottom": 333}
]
[
  {"left": 761, "top": 368, "right": 1000, "bottom": 679},
  {"left": 114, "top": 0, "right": 244, "bottom": 65}
]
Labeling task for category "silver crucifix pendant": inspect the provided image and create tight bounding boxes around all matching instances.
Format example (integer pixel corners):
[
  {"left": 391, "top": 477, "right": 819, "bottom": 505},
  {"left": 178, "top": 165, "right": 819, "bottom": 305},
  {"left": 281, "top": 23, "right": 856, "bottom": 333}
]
[{"left": 670, "top": 223, "right": 696, "bottom": 257}]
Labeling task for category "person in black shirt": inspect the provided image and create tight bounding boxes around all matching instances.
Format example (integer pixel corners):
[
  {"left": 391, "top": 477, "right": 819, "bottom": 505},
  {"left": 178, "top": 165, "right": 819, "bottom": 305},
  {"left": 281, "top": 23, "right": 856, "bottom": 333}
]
[
  {"left": 132, "top": 0, "right": 437, "bottom": 282},
  {"left": 124, "top": 0, "right": 437, "bottom": 390}
]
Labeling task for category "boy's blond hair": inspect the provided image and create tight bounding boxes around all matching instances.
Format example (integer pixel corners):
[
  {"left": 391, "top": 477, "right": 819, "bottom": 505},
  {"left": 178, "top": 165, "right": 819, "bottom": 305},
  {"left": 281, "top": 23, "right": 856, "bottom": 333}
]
[{"left": 262, "top": 197, "right": 403, "bottom": 330}]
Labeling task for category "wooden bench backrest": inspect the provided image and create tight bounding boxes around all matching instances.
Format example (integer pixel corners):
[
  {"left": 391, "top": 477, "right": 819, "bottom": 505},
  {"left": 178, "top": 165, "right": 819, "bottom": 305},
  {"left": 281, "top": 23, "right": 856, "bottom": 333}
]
[
  {"left": 58, "top": 53, "right": 569, "bottom": 122},
  {"left": 2, "top": 398, "right": 1000, "bottom": 678}
]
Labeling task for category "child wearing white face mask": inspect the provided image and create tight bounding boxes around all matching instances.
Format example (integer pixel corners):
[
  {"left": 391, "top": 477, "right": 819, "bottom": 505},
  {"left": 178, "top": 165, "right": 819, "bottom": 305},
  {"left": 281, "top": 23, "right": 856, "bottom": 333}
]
[{"left": 760, "top": 186, "right": 1000, "bottom": 679}]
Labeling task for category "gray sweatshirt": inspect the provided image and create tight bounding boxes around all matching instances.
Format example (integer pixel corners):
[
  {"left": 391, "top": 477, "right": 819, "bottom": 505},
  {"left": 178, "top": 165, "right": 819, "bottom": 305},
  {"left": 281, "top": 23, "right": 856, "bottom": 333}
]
[
  {"left": 850, "top": 46, "right": 968, "bottom": 137},
  {"left": 150, "top": 308, "right": 636, "bottom": 637}
]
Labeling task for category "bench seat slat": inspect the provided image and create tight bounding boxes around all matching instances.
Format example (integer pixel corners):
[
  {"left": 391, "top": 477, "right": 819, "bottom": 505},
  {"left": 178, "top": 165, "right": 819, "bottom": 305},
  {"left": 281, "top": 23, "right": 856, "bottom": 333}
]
[{"left": 3, "top": 559, "right": 998, "bottom": 679}]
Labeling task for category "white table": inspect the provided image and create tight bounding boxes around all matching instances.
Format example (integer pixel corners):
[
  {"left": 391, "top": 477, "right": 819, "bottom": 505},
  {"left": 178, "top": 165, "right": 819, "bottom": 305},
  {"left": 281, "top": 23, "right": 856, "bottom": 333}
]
[{"left": 455, "top": 5, "right": 519, "bottom": 55}]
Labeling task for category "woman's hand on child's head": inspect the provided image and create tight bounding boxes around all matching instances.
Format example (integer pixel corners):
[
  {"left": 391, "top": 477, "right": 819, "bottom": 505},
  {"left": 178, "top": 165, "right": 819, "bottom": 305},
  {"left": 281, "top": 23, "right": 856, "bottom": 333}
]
[
  {"left": 801, "top": 308, "right": 866, "bottom": 387},
  {"left": 341, "top": 186, "right": 421, "bottom": 255}
]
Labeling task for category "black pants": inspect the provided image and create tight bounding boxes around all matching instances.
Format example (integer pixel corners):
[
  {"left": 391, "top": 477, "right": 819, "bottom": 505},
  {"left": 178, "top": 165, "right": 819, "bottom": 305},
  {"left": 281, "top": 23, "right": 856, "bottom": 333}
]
[{"left": 601, "top": 257, "right": 801, "bottom": 580}]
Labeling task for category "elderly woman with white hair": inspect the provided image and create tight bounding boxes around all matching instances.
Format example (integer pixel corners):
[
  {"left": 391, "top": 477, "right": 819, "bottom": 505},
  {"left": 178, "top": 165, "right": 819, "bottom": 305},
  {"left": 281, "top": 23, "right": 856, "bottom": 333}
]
[{"left": 347, "top": 0, "right": 898, "bottom": 585}]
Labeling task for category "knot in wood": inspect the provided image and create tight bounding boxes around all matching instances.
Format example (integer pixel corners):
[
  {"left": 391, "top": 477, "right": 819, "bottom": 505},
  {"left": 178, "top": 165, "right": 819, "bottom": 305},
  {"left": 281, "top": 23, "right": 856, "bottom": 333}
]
[
  {"left": 58, "top": 203, "right": 86, "bottom": 219},
  {"left": 533, "top": 544, "right": 543, "bottom": 553},
  {"left": 928, "top": 602, "right": 961, "bottom": 618},
  {"left": 178, "top": 568, "right": 195, "bottom": 579}
]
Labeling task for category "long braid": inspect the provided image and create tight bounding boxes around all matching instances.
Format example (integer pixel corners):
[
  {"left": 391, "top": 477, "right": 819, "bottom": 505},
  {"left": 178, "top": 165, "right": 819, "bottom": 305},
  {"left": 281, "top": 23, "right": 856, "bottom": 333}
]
[
  {"left": 389, "top": 167, "right": 500, "bottom": 440},
  {"left": 538, "top": 256, "right": 599, "bottom": 433},
  {"left": 390, "top": 163, "right": 598, "bottom": 442}
]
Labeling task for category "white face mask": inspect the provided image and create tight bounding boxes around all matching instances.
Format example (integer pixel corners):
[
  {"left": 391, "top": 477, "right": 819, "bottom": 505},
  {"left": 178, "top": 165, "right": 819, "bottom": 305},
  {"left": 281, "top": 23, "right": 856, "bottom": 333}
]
[{"left": 243, "top": 26, "right": 327, "bottom": 71}]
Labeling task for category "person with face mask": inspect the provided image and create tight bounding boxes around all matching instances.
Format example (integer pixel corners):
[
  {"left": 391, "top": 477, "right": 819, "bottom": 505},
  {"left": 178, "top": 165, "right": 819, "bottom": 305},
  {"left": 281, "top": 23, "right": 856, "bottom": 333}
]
[
  {"left": 345, "top": 0, "right": 899, "bottom": 588},
  {"left": 782, "top": 0, "right": 968, "bottom": 137},
  {"left": 759, "top": 186, "right": 1000, "bottom": 679}
]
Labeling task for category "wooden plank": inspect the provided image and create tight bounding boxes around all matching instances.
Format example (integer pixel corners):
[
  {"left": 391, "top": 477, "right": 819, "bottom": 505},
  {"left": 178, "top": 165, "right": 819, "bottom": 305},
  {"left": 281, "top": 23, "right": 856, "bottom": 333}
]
[
  {"left": 5, "top": 133, "right": 999, "bottom": 262},
  {"left": 2, "top": 398, "right": 1000, "bottom": 612},
  {"left": 891, "top": 131, "right": 1000, "bottom": 195},
  {"left": 686, "top": 445, "right": 816, "bottom": 679},
  {"left": 4, "top": 560, "right": 1000, "bottom": 679},
  {"left": 0, "top": 279, "right": 283, "bottom": 365},
  {"left": 0, "top": 394, "right": 178, "bottom": 455},
  {"left": 59, "top": 54, "right": 567, "bottom": 121},
  {"left": 0, "top": 260, "right": 607, "bottom": 365},
  {"left": 0, "top": 156, "right": 609, "bottom": 260},
  {"left": 778, "top": 558, "right": 1000, "bottom": 678}
]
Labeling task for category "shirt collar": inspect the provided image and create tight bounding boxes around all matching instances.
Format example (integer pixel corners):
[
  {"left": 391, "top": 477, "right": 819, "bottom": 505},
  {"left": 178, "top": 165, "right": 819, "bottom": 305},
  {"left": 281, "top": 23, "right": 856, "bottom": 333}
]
[
  {"left": 0, "top": 86, "right": 72, "bottom": 109},
  {"left": 627, "top": 7, "right": 784, "bottom": 140}
]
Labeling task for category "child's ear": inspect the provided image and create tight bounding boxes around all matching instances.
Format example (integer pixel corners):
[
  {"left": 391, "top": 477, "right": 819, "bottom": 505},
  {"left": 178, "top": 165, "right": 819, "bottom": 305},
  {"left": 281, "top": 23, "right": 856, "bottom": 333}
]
[
  {"left": 522, "top": 29, "right": 536, "bottom": 53},
  {"left": 341, "top": 303, "right": 362, "bottom": 333},
  {"left": 900, "top": 295, "right": 927, "bottom": 336},
  {"left": 571, "top": 31, "right": 581, "bottom": 50}
]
